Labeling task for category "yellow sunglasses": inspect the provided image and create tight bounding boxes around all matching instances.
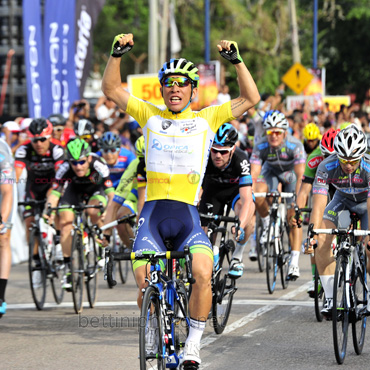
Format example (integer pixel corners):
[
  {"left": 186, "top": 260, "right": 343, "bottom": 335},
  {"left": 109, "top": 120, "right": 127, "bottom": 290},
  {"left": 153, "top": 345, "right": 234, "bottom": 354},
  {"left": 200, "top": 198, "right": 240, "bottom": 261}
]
[
  {"left": 338, "top": 157, "right": 361, "bottom": 166},
  {"left": 266, "top": 129, "right": 285, "bottom": 136}
]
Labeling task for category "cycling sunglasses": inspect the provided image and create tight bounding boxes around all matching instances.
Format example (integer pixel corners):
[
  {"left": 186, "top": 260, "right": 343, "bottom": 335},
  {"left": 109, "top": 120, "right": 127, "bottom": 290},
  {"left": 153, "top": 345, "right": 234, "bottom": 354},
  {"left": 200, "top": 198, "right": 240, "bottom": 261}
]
[
  {"left": 32, "top": 136, "right": 50, "bottom": 143},
  {"left": 211, "top": 146, "right": 234, "bottom": 155},
  {"left": 163, "top": 76, "right": 191, "bottom": 88},
  {"left": 80, "top": 134, "right": 92, "bottom": 141},
  {"left": 70, "top": 159, "right": 87, "bottom": 166},
  {"left": 102, "top": 148, "right": 119, "bottom": 154},
  {"left": 338, "top": 157, "right": 361, "bottom": 166},
  {"left": 266, "top": 129, "right": 285, "bottom": 136}
]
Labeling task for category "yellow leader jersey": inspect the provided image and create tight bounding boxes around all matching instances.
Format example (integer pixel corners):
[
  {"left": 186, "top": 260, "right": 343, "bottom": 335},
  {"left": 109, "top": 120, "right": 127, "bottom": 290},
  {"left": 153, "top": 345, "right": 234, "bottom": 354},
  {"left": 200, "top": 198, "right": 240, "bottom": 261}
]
[{"left": 126, "top": 96, "right": 234, "bottom": 206}]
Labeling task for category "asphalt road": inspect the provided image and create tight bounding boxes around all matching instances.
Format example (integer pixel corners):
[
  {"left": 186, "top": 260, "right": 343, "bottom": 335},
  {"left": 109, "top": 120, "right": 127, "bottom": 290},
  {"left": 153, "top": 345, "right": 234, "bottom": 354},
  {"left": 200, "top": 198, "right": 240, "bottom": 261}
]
[{"left": 2, "top": 242, "right": 370, "bottom": 369}]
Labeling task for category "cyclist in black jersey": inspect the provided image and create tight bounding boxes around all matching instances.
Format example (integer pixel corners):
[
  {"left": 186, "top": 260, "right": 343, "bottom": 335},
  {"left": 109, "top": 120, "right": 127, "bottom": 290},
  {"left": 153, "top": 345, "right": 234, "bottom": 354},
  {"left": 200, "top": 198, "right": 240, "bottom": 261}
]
[
  {"left": 15, "top": 118, "right": 65, "bottom": 241},
  {"left": 74, "top": 119, "right": 99, "bottom": 153},
  {"left": 45, "top": 138, "right": 114, "bottom": 290},
  {"left": 199, "top": 123, "right": 254, "bottom": 278}
]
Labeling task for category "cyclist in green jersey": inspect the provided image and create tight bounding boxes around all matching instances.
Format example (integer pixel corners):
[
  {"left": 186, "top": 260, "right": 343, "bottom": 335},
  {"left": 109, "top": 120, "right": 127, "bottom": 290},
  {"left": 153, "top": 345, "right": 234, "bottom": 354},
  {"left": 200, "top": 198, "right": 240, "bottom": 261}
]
[{"left": 289, "top": 128, "right": 339, "bottom": 286}]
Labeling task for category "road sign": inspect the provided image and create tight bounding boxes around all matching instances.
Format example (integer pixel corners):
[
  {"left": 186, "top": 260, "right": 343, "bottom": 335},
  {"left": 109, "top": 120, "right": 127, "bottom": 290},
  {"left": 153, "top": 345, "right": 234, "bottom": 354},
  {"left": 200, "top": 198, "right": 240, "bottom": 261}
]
[
  {"left": 282, "top": 63, "right": 313, "bottom": 94},
  {"left": 127, "top": 74, "right": 164, "bottom": 106}
]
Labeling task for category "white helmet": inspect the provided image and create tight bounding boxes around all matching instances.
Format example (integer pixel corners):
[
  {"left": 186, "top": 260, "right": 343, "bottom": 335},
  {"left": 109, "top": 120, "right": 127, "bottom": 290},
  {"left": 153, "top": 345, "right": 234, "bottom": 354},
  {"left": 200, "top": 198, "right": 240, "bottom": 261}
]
[
  {"left": 334, "top": 124, "right": 367, "bottom": 160},
  {"left": 262, "top": 110, "right": 289, "bottom": 130}
]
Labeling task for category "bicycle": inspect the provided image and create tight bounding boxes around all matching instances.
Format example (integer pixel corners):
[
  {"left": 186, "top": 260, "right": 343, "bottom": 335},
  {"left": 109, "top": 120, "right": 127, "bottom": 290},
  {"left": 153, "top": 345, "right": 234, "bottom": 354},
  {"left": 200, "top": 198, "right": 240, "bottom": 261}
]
[
  {"left": 255, "top": 212, "right": 265, "bottom": 272},
  {"left": 48, "top": 202, "right": 104, "bottom": 314},
  {"left": 18, "top": 199, "right": 64, "bottom": 310},
  {"left": 294, "top": 205, "right": 325, "bottom": 322},
  {"left": 308, "top": 212, "right": 369, "bottom": 364},
  {"left": 199, "top": 211, "right": 240, "bottom": 334},
  {"left": 105, "top": 245, "right": 195, "bottom": 369},
  {"left": 97, "top": 213, "right": 137, "bottom": 288},
  {"left": 254, "top": 192, "right": 294, "bottom": 294}
]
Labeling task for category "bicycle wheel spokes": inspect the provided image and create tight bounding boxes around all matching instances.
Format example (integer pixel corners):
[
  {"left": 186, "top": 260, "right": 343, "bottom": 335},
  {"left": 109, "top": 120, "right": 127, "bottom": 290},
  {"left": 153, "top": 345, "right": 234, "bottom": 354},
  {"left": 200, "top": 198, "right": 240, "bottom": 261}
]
[
  {"left": 50, "top": 242, "right": 65, "bottom": 304},
  {"left": 333, "top": 256, "right": 349, "bottom": 364},
  {"left": 314, "top": 266, "right": 324, "bottom": 322},
  {"left": 28, "top": 231, "right": 47, "bottom": 310},
  {"left": 139, "top": 286, "right": 165, "bottom": 370},
  {"left": 266, "top": 220, "right": 278, "bottom": 294},
  {"left": 352, "top": 264, "right": 367, "bottom": 355},
  {"left": 256, "top": 215, "right": 265, "bottom": 272},
  {"left": 279, "top": 224, "right": 290, "bottom": 289},
  {"left": 71, "top": 233, "right": 84, "bottom": 314},
  {"left": 212, "top": 247, "right": 236, "bottom": 334},
  {"left": 85, "top": 234, "right": 98, "bottom": 308}
]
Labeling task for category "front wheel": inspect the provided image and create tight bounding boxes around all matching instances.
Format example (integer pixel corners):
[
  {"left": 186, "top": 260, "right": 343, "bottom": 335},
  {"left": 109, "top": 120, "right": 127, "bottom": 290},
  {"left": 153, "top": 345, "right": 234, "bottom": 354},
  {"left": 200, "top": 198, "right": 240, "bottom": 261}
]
[
  {"left": 50, "top": 242, "right": 65, "bottom": 304},
  {"left": 28, "top": 230, "right": 47, "bottom": 310},
  {"left": 279, "top": 222, "right": 290, "bottom": 289},
  {"left": 212, "top": 242, "right": 236, "bottom": 334},
  {"left": 314, "top": 266, "right": 324, "bottom": 323},
  {"left": 333, "top": 255, "right": 349, "bottom": 364},
  {"left": 266, "top": 219, "right": 278, "bottom": 294},
  {"left": 255, "top": 214, "right": 265, "bottom": 272},
  {"left": 85, "top": 233, "right": 98, "bottom": 308},
  {"left": 139, "top": 286, "right": 165, "bottom": 370},
  {"left": 174, "top": 281, "right": 190, "bottom": 354},
  {"left": 71, "top": 232, "right": 84, "bottom": 314},
  {"left": 352, "top": 248, "right": 367, "bottom": 355}
]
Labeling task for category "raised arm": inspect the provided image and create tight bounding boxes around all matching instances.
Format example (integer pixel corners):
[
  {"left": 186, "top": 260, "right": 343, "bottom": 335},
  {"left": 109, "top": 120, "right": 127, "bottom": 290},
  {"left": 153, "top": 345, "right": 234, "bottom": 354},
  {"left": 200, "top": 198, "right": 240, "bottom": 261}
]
[
  {"left": 217, "top": 40, "right": 260, "bottom": 118},
  {"left": 101, "top": 33, "right": 134, "bottom": 111}
]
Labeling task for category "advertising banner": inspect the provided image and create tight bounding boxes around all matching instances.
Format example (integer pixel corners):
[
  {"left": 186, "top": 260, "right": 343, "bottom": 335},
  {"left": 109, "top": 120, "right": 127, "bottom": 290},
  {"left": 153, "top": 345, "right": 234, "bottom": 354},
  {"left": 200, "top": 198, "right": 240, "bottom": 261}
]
[
  {"left": 22, "top": 0, "right": 48, "bottom": 117},
  {"left": 75, "top": 0, "right": 106, "bottom": 96},
  {"left": 44, "top": 0, "right": 79, "bottom": 117}
]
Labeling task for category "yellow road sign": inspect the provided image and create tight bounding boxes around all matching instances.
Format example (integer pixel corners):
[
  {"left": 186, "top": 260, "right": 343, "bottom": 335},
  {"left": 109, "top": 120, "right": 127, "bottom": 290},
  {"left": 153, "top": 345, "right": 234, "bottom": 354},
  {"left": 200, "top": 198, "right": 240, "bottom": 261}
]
[
  {"left": 282, "top": 63, "right": 313, "bottom": 94},
  {"left": 127, "top": 74, "right": 164, "bottom": 106}
]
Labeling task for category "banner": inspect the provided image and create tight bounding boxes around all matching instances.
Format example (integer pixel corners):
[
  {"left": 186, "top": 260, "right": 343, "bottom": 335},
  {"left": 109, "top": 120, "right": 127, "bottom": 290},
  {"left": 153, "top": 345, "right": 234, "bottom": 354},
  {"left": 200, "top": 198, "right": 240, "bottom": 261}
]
[
  {"left": 75, "top": 0, "right": 106, "bottom": 96},
  {"left": 44, "top": 0, "right": 79, "bottom": 117},
  {"left": 22, "top": 0, "right": 48, "bottom": 118}
]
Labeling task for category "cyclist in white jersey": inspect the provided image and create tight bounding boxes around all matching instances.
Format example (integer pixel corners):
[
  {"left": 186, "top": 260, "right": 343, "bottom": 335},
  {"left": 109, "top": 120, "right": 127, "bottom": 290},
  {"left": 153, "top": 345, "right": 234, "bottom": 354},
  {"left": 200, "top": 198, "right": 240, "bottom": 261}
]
[{"left": 102, "top": 32, "right": 260, "bottom": 369}]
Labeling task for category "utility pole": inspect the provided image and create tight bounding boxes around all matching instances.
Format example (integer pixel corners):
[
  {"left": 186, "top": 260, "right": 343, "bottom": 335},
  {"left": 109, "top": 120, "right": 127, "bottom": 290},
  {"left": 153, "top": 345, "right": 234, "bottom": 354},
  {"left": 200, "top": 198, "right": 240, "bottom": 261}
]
[
  {"left": 204, "top": 0, "right": 210, "bottom": 63},
  {"left": 288, "top": 0, "right": 301, "bottom": 63},
  {"left": 160, "top": 0, "right": 169, "bottom": 66},
  {"left": 313, "top": 0, "right": 318, "bottom": 68},
  {"left": 149, "top": 0, "right": 159, "bottom": 73}
]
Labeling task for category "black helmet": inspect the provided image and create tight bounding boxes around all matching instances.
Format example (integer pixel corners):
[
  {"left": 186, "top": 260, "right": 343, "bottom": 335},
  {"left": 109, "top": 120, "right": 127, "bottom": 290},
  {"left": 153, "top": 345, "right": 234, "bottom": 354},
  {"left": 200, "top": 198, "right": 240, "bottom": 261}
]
[
  {"left": 214, "top": 123, "right": 238, "bottom": 147},
  {"left": 74, "top": 119, "right": 95, "bottom": 136},
  {"left": 27, "top": 117, "right": 53, "bottom": 137},
  {"left": 48, "top": 113, "right": 67, "bottom": 127},
  {"left": 98, "top": 132, "right": 122, "bottom": 150}
]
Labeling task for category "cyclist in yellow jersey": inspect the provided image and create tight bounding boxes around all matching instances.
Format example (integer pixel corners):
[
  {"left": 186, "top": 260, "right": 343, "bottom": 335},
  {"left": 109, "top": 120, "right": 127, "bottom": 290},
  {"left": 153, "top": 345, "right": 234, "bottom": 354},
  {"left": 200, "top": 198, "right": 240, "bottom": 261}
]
[{"left": 102, "top": 32, "right": 260, "bottom": 369}]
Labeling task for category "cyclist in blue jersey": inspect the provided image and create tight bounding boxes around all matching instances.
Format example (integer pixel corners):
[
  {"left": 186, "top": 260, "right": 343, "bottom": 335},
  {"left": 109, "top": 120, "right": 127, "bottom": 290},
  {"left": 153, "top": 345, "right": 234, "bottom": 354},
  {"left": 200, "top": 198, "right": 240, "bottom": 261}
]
[
  {"left": 250, "top": 110, "right": 306, "bottom": 280},
  {"left": 97, "top": 131, "right": 136, "bottom": 188},
  {"left": 102, "top": 33, "right": 260, "bottom": 369},
  {"left": 306, "top": 125, "right": 370, "bottom": 319}
]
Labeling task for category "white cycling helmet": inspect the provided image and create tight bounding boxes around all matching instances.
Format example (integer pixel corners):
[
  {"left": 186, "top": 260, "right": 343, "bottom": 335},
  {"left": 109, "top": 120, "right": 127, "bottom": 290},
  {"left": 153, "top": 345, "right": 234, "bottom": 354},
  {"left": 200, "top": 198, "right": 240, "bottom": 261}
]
[
  {"left": 262, "top": 110, "right": 289, "bottom": 131},
  {"left": 334, "top": 124, "right": 367, "bottom": 160}
]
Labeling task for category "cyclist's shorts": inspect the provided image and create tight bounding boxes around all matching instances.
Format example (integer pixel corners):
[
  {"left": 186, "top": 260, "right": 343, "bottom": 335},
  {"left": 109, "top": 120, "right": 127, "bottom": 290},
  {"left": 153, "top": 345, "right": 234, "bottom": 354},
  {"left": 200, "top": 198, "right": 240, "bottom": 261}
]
[
  {"left": 323, "top": 191, "right": 368, "bottom": 228},
  {"left": 58, "top": 185, "right": 107, "bottom": 213},
  {"left": 23, "top": 184, "right": 49, "bottom": 219},
  {"left": 198, "top": 185, "right": 239, "bottom": 226},
  {"left": 132, "top": 199, "right": 212, "bottom": 271},
  {"left": 122, "top": 199, "right": 137, "bottom": 215},
  {"left": 258, "top": 163, "right": 296, "bottom": 203}
]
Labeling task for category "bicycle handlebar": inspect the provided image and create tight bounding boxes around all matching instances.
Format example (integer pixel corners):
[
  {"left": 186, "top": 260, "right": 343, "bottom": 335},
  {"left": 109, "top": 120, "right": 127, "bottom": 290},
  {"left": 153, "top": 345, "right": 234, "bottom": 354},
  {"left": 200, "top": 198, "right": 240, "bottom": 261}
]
[
  {"left": 294, "top": 206, "right": 312, "bottom": 229},
  {"left": 253, "top": 192, "right": 295, "bottom": 199},
  {"left": 308, "top": 223, "right": 370, "bottom": 237},
  {"left": 99, "top": 213, "right": 136, "bottom": 232},
  {"left": 47, "top": 202, "right": 105, "bottom": 215},
  {"left": 18, "top": 199, "right": 46, "bottom": 207},
  {"left": 198, "top": 213, "right": 240, "bottom": 225}
]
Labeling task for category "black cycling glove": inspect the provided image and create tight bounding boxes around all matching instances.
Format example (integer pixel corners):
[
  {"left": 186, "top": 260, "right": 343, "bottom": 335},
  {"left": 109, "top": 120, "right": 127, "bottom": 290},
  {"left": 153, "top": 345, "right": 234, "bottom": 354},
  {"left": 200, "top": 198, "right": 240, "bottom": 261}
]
[
  {"left": 111, "top": 34, "right": 133, "bottom": 58},
  {"left": 219, "top": 41, "right": 243, "bottom": 65}
]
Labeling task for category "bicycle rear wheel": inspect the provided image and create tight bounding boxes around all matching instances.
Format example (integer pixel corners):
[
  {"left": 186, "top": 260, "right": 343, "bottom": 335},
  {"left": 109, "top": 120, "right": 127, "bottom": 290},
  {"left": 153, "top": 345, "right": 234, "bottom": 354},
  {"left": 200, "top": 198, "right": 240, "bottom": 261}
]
[
  {"left": 212, "top": 239, "right": 236, "bottom": 334},
  {"left": 256, "top": 214, "right": 265, "bottom": 272},
  {"left": 279, "top": 222, "right": 290, "bottom": 289},
  {"left": 71, "top": 232, "right": 84, "bottom": 314},
  {"left": 139, "top": 286, "right": 165, "bottom": 370},
  {"left": 85, "top": 233, "right": 98, "bottom": 308},
  {"left": 333, "top": 255, "right": 349, "bottom": 364},
  {"left": 28, "top": 230, "right": 47, "bottom": 310},
  {"left": 50, "top": 242, "right": 64, "bottom": 304},
  {"left": 314, "top": 266, "right": 324, "bottom": 322},
  {"left": 266, "top": 220, "right": 278, "bottom": 294},
  {"left": 352, "top": 250, "right": 367, "bottom": 355}
]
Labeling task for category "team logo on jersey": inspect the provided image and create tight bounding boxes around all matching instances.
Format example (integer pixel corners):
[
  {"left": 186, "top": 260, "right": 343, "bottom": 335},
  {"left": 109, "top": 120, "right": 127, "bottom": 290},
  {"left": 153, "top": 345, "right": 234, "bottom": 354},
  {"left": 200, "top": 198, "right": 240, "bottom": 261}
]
[
  {"left": 152, "top": 139, "right": 162, "bottom": 150},
  {"left": 162, "top": 120, "right": 172, "bottom": 130},
  {"left": 283, "top": 171, "right": 295, "bottom": 184},
  {"left": 187, "top": 170, "right": 200, "bottom": 184},
  {"left": 104, "top": 179, "right": 113, "bottom": 188},
  {"left": 89, "top": 171, "right": 102, "bottom": 184},
  {"left": 240, "top": 160, "right": 250, "bottom": 175},
  {"left": 308, "top": 156, "right": 323, "bottom": 169}
]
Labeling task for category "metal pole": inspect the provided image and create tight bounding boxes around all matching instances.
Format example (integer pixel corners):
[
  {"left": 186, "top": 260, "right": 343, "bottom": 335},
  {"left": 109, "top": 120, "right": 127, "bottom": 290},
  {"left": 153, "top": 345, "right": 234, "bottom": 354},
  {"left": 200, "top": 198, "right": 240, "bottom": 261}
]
[
  {"left": 204, "top": 0, "right": 210, "bottom": 63},
  {"left": 149, "top": 0, "right": 159, "bottom": 73},
  {"left": 0, "top": 49, "right": 15, "bottom": 116},
  {"left": 313, "top": 0, "right": 318, "bottom": 69},
  {"left": 160, "top": 0, "right": 169, "bottom": 65},
  {"left": 288, "top": 0, "right": 301, "bottom": 63}
]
